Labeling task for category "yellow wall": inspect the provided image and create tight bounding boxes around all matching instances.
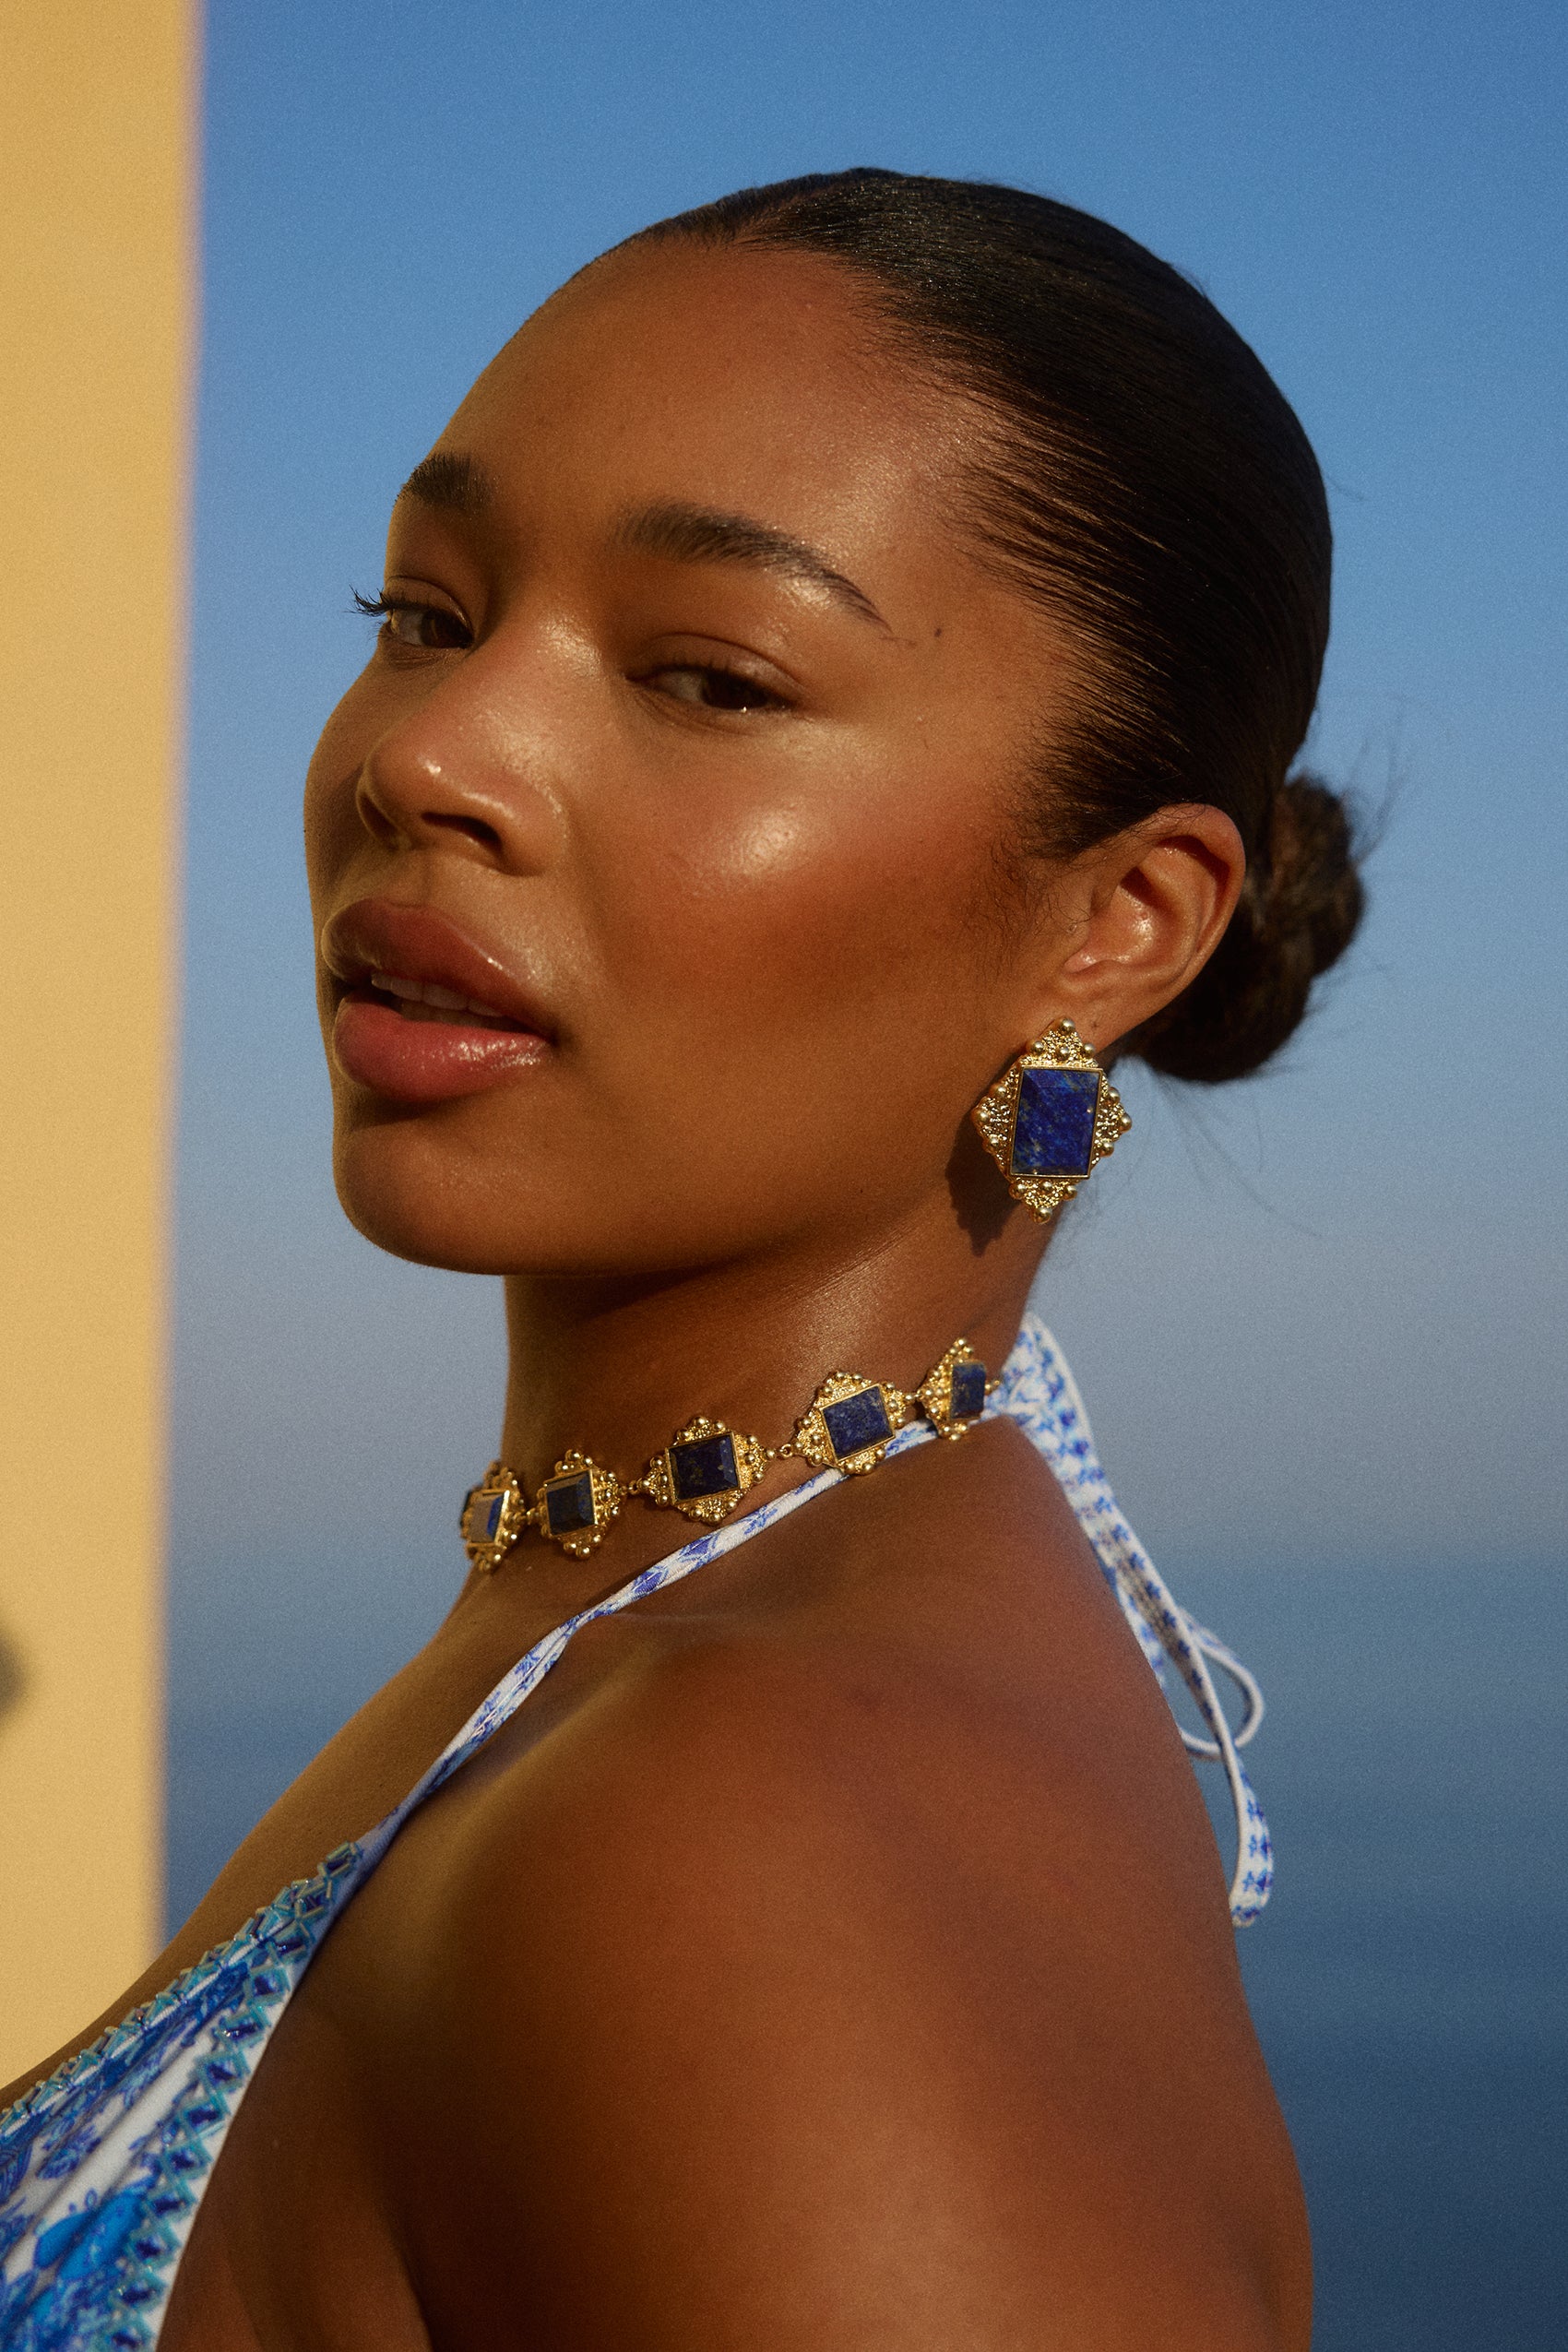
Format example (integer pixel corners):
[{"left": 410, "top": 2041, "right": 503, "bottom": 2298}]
[{"left": 0, "top": 5, "right": 197, "bottom": 2079}]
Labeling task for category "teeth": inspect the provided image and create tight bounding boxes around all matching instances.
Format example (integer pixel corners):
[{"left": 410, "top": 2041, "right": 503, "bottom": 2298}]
[{"left": 368, "top": 970, "right": 509, "bottom": 1020}]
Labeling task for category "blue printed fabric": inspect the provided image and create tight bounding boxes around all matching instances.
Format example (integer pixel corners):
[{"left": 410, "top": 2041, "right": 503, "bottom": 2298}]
[{"left": 0, "top": 1318, "right": 1269, "bottom": 2346}]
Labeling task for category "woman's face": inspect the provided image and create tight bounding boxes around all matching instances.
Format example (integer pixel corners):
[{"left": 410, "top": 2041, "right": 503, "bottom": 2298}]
[{"left": 304, "top": 240, "right": 1082, "bottom": 1277}]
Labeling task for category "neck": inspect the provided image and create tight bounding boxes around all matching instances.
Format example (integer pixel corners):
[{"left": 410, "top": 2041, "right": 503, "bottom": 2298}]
[{"left": 498, "top": 1189, "right": 1047, "bottom": 1499}]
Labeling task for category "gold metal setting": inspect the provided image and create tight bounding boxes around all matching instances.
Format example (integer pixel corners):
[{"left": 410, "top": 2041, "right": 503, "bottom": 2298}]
[
  {"left": 459, "top": 1460, "right": 531, "bottom": 1574},
  {"left": 637, "top": 1417, "right": 769, "bottom": 1526},
  {"left": 790, "top": 1371, "right": 912, "bottom": 1477},
  {"left": 530, "top": 1450, "right": 624, "bottom": 1558},
  {"left": 916, "top": 1338, "right": 992, "bottom": 1439},
  {"left": 969, "top": 1017, "right": 1130, "bottom": 1224}
]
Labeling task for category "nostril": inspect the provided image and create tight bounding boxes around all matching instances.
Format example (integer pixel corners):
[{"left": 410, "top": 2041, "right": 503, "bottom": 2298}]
[{"left": 425, "top": 810, "right": 504, "bottom": 852}]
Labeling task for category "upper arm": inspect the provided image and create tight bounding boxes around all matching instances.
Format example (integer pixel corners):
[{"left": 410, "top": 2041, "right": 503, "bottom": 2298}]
[{"left": 376, "top": 1637, "right": 1305, "bottom": 2350}]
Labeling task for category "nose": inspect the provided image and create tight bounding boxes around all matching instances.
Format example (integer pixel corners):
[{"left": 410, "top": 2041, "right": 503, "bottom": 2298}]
[{"left": 354, "top": 637, "right": 567, "bottom": 872}]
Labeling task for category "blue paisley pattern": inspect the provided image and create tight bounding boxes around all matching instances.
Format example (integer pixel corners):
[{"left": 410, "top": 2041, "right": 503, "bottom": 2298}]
[{"left": 0, "top": 1317, "right": 1269, "bottom": 2346}]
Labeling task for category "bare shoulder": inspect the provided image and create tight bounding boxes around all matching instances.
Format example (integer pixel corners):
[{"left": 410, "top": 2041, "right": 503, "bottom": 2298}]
[{"left": 359, "top": 1444, "right": 1310, "bottom": 2347}]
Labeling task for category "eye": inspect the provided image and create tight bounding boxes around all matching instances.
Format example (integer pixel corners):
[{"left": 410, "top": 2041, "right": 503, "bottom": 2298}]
[
  {"left": 387, "top": 604, "right": 469, "bottom": 651},
  {"left": 353, "top": 589, "right": 471, "bottom": 652},
  {"left": 642, "top": 663, "right": 789, "bottom": 713}
]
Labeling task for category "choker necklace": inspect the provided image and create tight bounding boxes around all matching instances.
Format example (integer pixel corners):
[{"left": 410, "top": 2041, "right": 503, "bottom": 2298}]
[{"left": 460, "top": 1336, "right": 995, "bottom": 1570}]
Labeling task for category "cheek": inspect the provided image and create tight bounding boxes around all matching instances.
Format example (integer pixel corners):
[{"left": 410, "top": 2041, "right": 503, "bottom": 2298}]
[
  {"left": 579, "top": 747, "right": 1003, "bottom": 1158},
  {"left": 303, "top": 683, "right": 376, "bottom": 897},
  {"left": 616, "top": 786, "right": 980, "bottom": 1001}
]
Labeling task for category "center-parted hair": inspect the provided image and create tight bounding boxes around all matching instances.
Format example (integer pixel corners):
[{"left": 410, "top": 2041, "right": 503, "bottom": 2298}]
[{"left": 632, "top": 169, "right": 1362, "bottom": 1083}]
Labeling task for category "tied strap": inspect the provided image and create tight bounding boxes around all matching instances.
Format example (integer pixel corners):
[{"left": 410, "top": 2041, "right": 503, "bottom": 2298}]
[{"left": 992, "top": 1316, "right": 1274, "bottom": 1928}]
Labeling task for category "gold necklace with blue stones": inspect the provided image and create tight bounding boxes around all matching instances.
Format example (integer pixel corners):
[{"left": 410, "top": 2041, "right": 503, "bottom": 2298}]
[{"left": 460, "top": 1337, "right": 994, "bottom": 1569}]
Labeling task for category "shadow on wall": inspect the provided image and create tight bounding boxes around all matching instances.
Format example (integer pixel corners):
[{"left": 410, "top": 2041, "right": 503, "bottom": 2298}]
[{"left": 0, "top": 1629, "right": 28, "bottom": 1724}]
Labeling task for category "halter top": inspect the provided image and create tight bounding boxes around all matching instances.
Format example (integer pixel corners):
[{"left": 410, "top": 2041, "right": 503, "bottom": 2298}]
[{"left": 0, "top": 1317, "right": 1270, "bottom": 2347}]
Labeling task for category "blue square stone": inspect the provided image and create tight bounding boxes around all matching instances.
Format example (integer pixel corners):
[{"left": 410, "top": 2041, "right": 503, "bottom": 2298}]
[
  {"left": 463, "top": 1488, "right": 502, "bottom": 1544},
  {"left": 1011, "top": 1066, "right": 1100, "bottom": 1178},
  {"left": 822, "top": 1385, "right": 893, "bottom": 1461},
  {"left": 544, "top": 1472, "right": 595, "bottom": 1535},
  {"left": 670, "top": 1431, "right": 740, "bottom": 1502},
  {"left": 950, "top": 1359, "right": 987, "bottom": 1420}
]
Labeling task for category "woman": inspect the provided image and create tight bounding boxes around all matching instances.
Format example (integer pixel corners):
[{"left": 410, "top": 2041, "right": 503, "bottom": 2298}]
[{"left": 2, "top": 171, "right": 1360, "bottom": 2347}]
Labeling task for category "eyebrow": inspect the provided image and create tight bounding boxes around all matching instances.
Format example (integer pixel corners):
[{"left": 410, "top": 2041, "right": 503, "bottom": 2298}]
[
  {"left": 612, "top": 499, "right": 888, "bottom": 628},
  {"left": 391, "top": 467, "right": 889, "bottom": 631},
  {"left": 396, "top": 450, "right": 495, "bottom": 516}
]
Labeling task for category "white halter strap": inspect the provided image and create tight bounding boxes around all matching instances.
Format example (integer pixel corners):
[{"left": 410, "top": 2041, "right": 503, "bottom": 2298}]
[{"left": 992, "top": 1316, "right": 1273, "bottom": 1926}]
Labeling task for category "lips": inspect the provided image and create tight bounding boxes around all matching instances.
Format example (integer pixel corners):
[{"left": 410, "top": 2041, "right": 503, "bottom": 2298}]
[{"left": 322, "top": 897, "right": 555, "bottom": 1103}]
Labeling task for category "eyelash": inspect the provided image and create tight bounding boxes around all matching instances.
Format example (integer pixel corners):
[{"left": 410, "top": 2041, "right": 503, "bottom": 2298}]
[{"left": 351, "top": 588, "right": 790, "bottom": 714}]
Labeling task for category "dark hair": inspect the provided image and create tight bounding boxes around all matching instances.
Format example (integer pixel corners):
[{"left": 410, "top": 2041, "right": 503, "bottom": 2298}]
[{"left": 630, "top": 169, "right": 1362, "bottom": 1083}]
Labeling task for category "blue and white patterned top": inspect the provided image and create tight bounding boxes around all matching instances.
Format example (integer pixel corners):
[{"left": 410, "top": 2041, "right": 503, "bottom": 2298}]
[{"left": 0, "top": 1316, "right": 1270, "bottom": 2347}]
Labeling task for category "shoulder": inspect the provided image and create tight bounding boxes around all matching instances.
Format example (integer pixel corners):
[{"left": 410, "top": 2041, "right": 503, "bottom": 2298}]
[
  {"left": 368, "top": 1596, "right": 1309, "bottom": 2346},
  {"left": 424, "top": 1622, "right": 983, "bottom": 2020}
]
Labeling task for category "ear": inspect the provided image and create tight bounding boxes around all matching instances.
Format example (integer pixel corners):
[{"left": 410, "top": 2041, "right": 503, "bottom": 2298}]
[{"left": 1025, "top": 803, "right": 1246, "bottom": 1053}]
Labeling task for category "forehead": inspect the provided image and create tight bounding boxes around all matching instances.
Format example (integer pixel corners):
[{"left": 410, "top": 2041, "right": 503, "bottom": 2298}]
[{"left": 431, "top": 241, "right": 973, "bottom": 572}]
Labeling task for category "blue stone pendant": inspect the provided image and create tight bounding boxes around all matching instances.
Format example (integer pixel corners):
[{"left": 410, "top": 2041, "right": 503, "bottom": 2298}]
[
  {"left": 637, "top": 1416, "right": 769, "bottom": 1526},
  {"left": 792, "top": 1372, "right": 911, "bottom": 1476},
  {"left": 916, "top": 1339, "right": 992, "bottom": 1438},
  {"left": 460, "top": 1461, "right": 530, "bottom": 1574},
  {"left": 970, "top": 1018, "right": 1130, "bottom": 1223},
  {"left": 531, "top": 1450, "right": 624, "bottom": 1557}
]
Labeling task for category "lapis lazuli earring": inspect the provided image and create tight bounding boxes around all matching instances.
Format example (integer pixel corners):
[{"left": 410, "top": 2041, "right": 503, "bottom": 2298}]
[{"left": 970, "top": 1018, "right": 1131, "bottom": 1223}]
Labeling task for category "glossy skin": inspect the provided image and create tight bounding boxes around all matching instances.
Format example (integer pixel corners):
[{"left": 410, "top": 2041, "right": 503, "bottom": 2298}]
[{"left": 7, "top": 240, "right": 1310, "bottom": 2345}]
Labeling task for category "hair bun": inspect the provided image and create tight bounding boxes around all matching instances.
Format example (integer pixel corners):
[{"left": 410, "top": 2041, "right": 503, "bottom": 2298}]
[{"left": 1132, "top": 773, "right": 1364, "bottom": 1084}]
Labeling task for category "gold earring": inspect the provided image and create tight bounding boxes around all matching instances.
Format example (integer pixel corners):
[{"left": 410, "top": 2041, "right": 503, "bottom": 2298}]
[{"left": 970, "top": 1018, "right": 1131, "bottom": 1223}]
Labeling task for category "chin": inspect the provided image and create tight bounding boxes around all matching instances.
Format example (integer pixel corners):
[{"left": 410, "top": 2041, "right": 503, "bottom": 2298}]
[
  {"left": 331, "top": 1113, "right": 551, "bottom": 1277},
  {"left": 328, "top": 1108, "right": 734, "bottom": 1280}
]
